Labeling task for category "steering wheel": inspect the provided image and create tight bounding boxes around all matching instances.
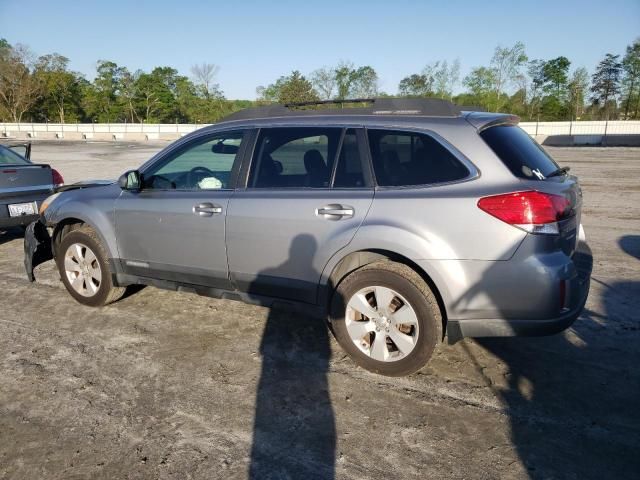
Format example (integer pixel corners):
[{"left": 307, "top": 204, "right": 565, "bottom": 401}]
[{"left": 187, "top": 166, "right": 216, "bottom": 188}]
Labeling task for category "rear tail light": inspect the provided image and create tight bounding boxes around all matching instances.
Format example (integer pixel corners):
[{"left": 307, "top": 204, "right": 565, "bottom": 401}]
[
  {"left": 52, "top": 168, "right": 64, "bottom": 186},
  {"left": 477, "top": 191, "right": 572, "bottom": 235}
]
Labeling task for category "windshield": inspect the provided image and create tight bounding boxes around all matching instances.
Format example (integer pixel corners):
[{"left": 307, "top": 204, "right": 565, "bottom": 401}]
[
  {"left": 480, "top": 125, "right": 559, "bottom": 180},
  {"left": 0, "top": 145, "right": 29, "bottom": 165}
]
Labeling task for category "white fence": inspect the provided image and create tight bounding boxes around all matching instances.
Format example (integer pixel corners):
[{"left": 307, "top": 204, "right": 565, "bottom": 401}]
[
  {"left": 2, "top": 120, "right": 640, "bottom": 144},
  {"left": 519, "top": 121, "right": 640, "bottom": 145},
  {"left": 0, "top": 122, "right": 210, "bottom": 141}
]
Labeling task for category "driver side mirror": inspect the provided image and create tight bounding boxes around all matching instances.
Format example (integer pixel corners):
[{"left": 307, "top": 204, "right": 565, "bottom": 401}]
[{"left": 118, "top": 170, "right": 141, "bottom": 191}]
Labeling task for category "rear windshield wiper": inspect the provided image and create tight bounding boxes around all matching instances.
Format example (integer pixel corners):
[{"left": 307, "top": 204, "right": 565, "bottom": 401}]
[{"left": 546, "top": 166, "right": 571, "bottom": 178}]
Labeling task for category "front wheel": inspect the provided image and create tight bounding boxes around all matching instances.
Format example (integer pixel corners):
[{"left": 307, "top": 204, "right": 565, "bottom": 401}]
[
  {"left": 56, "top": 225, "right": 125, "bottom": 307},
  {"left": 330, "top": 261, "right": 442, "bottom": 376}
]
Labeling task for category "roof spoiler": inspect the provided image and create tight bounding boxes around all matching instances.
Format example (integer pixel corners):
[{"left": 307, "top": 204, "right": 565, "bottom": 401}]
[
  {"left": 221, "top": 98, "right": 462, "bottom": 122},
  {"left": 465, "top": 112, "right": 520, "bottom": 131}
]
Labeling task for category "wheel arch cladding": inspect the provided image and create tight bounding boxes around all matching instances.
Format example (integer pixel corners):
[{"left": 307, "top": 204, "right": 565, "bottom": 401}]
[
  {"left": 51, "top": 215, "right": 116, "bottom": 260},
  {"left": 324, "top": 249, "right": 448, "bottom": 339}
]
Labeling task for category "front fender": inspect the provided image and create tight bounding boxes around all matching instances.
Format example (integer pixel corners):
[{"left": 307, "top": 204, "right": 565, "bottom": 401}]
[{"left": 45, "top": 185, "right": 121, "bottom": 260}]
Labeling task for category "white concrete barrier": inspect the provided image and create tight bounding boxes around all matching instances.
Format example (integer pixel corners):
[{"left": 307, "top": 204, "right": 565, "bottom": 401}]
[{"left": 2, "top": 121, "right": 640, "bottom": 145}]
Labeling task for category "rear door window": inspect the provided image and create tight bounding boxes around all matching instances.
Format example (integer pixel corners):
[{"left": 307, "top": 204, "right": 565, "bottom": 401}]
[
  {"left": 333, "top": 129, "right": 366, "bottom": 188},
  {"left": 249, "top": 128, "right": 342, "bottom": 188},
  {"left": 367, "top": 129, "right": 470, "bottom": 187},
  {"left": 480, "top": 125, "right": 559, "bottom": 180}
]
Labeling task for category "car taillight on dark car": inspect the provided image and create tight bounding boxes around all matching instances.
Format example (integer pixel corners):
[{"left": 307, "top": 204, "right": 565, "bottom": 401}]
[
  {"left": 52, "top": 168, "right": 64, "bottom": 186},
  {"left": 478, "top": 191, "right": 571, "bottom": 235}
]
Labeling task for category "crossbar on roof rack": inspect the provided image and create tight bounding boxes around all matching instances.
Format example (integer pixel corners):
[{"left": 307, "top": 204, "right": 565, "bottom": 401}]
[
  {"left": 283, "top": 98, "right": 374, "bottom": 108},
  {"left": 221, "top": 97, "right": 462, "bottom": 122}
]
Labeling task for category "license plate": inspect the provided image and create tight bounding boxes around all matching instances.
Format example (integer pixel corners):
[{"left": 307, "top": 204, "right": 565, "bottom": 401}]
[{"left": 8, "top": 201, "right": 37, "bottom": 217}]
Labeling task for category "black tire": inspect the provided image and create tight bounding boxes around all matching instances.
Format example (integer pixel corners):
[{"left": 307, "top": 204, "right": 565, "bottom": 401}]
[
  {"left": 56, "top": 225, "right": 125, "bottom": 307},
  {"left": 330, "top": 260, "right": 442, "bottom": 376}
]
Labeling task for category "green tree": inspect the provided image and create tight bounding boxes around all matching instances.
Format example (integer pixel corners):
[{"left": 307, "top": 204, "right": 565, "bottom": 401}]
[
  {"left": 333, "top": 62, "right": 379, "bottom": 100},
  {"left": 590, "top": 53, "right": 623, "bottom": 120},
  {"left": 539, "top": 95, "right": 569, "bottom": 120},
  {"left": 132, "top": 67, "right": 185, "bottom": 122},
  {"left": 399, "top": 60, "right": 459, "bottom": 99},
  {"left": 334, "top": 61, "right": 358, "bottom": 100},
  {"left": 0, "top": 40, "right": 41, "bottom": 122},
  {"left": 462, "top": 66, "right": 497, "bottom": 110},
  {"left": 33, "top": 53, "right": 84, "bottom": 123},
  {"left": 526, "top": 59, "right": 546, "bottom": 119},
  {"left": 621, "top": 39, "right": 640, "bottom": 118},
  {"left": 310, "top": 67, "right": 336, "bottom": 100},
  {"left": 542, "top": 56, "right": 571, "bottom": 98},
  {"left": 190, "top": 62, "right": 222, "bottom": 99},
  {"left": 350, "top": 66, "right": 378, "bottom": 98},
  {"left": 490, "top": 42, "right": 528, "bottom": 111},
  {"left": 257, "top": 71, "right": 318, "bottom": 104},
  {"left": 398, "top": 73, "right": 432, "bottom": 96},
  {"left": 118, "top": 68, "right": 141, "bottom": 123},
  {"left": 568, "top": 67, "right": 589, "bottom": 120},
  {"left": 531, "top": 56, "right": 572, "bottom": 120},
  {"left": 83, "top": 60, "right": 126, "bottom": 122},
  {"left": 433, "top": 60, "right": 460, "bottom": 99}
]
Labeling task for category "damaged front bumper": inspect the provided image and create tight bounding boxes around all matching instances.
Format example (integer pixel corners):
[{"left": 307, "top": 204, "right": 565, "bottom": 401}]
[{"left": 24, "top": 219, "right": 53, "bottom": 282}]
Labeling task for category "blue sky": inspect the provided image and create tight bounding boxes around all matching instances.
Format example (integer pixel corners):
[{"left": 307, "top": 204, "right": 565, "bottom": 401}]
[{"left": 1, "top": 0, "right": 638, "bottom": 99}]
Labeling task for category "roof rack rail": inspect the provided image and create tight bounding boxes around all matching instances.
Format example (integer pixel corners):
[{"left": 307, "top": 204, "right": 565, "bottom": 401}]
[{"left": 221, "top": 97, "right": 462, "bottom": 122}]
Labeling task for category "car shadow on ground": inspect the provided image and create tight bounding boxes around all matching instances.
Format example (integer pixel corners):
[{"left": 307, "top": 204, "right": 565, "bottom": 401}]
[
  {"left": 0, "top": 227, "right": 23, "bottom": 246},
  {"left": 465, "top": 238, "right": 640, "bottom": 479},
  {"left": 248, "top": 234, "right": 336, "bottom": 479}
]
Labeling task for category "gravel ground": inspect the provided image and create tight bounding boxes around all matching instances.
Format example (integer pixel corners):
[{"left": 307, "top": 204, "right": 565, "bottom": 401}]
[{"left": 1, "top": 141, "right": 639, "bottom": 480}]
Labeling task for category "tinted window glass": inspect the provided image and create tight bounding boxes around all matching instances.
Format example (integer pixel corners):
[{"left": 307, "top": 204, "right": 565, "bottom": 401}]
[
  {"left": 250, "top": 128, "right": 341, "bottom": 188},
  {"left": 368, "top": 130, "right": 469, "bottom": 187},
  {"left": 143, "top": 132, "right": 243, "bottom": 190},
  {"left": 0, "top": 145, "right": 29, "bottom": 165},
  {"left": 334, "top": 129, "right": 365, "bottom": 188},
  {"left": 480, "top": 125, "right": 559, "bottom": 180}
]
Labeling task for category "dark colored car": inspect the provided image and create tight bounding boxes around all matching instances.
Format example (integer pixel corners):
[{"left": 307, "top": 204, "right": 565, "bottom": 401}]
[{"left": 0, "top": 143, "right": 63, "bottom": 230}]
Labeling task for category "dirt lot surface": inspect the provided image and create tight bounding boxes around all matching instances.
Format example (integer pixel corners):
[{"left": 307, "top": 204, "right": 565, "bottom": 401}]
[{"left": 1, "top": 141, "right": 639, "bottom": 479}]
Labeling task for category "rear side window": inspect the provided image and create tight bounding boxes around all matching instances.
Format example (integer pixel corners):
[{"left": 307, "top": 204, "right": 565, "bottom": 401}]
[
  {"left": 367, "top": 130, "right": 469, "bottom": 187},
  {"left": 249, "top": 128, "right": 342, "bottom": 188},
  {"left": 480, "top": 125, "right": 559, "bottom": 180},
  {"left": 0, "top": 145, "right": 29, "bottom": 165}
]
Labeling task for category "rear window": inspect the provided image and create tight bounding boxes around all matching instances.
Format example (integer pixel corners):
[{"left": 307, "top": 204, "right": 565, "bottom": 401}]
[
  {"left": 0, "top": 145, "right": 29, "bottom": 165},
  {"left": 367, "top": 130, "right": 470, "bottom": 187},
  {"left": 480, "top": 125, "right": 559, "bottom": 180}
]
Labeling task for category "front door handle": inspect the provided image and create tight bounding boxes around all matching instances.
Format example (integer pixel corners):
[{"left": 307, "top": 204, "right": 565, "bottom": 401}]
[
  {"left": 316, "top": 204, "right": 355, "bottom": 220},
  {"left": 193, "top": 202, "right": 223, "bottom": 217}
]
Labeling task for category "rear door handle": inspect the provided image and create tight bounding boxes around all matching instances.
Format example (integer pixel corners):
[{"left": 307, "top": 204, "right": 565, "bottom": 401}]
[
  {"left": 316, "top": 204, "right": 355, "bottom": 220},
  {"left": 193, "top": 202, "right": 223, "bottom": 217}
]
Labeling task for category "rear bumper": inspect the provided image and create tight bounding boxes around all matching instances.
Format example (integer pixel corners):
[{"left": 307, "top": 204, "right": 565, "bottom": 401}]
[
  {"left": 0, "top": 192, "right": 49, "bottom": 228},
  {"left": 446, "top": 241, "right": 593, "bottom": 343},
  {"left": 0, "top": 213, "right": 40, "bottom": 228}
]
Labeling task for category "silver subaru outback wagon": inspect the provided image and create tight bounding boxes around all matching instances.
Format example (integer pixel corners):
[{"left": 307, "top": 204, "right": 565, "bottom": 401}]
[{"left": 25, "top": 98, "right": 592, "bottom": 376}]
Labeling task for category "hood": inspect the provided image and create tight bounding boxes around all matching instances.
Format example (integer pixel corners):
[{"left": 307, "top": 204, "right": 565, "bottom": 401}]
[{"left": 55, "top": 179, "right": 115, "bottom": 192}]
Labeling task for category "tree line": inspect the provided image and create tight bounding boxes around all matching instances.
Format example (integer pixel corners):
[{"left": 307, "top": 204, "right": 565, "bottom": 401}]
[{"left": 1, "top": 37, "right": 639, "bottom": 124}]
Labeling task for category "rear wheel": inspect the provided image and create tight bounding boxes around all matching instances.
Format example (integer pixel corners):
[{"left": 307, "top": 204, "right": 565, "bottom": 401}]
[
  {"left": 56, "top": 225, "right": 125, "bottom": 307},
  {"left": 330, "top": 261, "right": 442, "bottom": 376}
]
